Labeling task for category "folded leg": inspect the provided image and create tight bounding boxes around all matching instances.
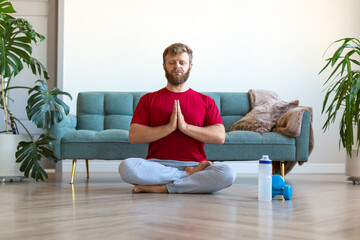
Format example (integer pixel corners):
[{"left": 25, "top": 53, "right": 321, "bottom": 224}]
[
  {"left": 166, "top": 163, "right": 236, "bottom": 193},
  {"left": 118, "top": 158, "right": 188, "bottom": 185}
]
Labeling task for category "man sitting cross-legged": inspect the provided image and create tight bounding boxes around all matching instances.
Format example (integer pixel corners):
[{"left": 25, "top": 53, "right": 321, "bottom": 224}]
[{"left": 118, "top": 43, "right": 236, "bottom": 193}]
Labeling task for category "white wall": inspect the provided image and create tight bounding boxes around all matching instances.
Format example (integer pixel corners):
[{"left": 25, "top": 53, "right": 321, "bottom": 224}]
[{"left": 61, "top": 0, "right": 360, "bottom": 167}]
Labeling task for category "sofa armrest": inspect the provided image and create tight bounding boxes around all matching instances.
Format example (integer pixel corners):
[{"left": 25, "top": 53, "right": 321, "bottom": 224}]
[
  {"left": 295, "top": 111, "right": 311, "bottom": 161},
  {"left": 48, "top": 114, "right": 77, "bottom": 160}
]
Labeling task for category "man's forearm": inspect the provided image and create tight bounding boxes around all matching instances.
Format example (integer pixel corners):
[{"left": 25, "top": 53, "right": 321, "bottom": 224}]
[
  {"left": 176, "top": 100, "right": 225, "bottom": 144},
  {"left": 181, "top": 124, "right": 225, "bottom": 144},
  {"left": 129, "top": 123, "right": 174, "bottom": 144}
]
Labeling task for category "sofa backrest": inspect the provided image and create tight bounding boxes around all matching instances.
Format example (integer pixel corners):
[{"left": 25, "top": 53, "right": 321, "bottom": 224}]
[
  {"left": 77, "top": 92, "right": 251, "bottom": 131},
  {"left": 77, "top": 92, "right": 146, "bottom": 131},
  {"left": 204, "top": 92, "right": 251, "bottom": 131}
]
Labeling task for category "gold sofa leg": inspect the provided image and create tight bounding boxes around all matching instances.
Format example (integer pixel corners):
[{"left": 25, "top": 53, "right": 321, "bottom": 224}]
[
  {"left": 280, "top": 161, "right": 285, "bottom": 179},
  {"left": 70, "top": 159, "right": 77, "bottom": 184},
  {"left": 85, "top": 159, "right": 89, "bottom": 179}
]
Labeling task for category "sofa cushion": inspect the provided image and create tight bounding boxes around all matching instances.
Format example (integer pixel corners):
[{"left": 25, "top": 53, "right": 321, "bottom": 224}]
[
  {"left": 220, "top": 93, "right": 250, "bottom": 116},
  {"left": 222, "top": 116, "right": 246, "bottom": 132},
  {"left": 205, "top": 143, "right": 296, "bottom": 161},
  {"left": 205, "top": 131, "right": 296, "bottom": 161},
  {"left": 104, "top": 115, "right": 133, "bottom": 131},
  {"left": 61, "top": 142, "right": 148, "bottom": 160},
  {"left": 60, "top": 129, "right": 149, "bottom": 160},
  {"left": 77, "top": 92, "right": 147, "bottom": 131},
  {"left": 225, "top": 131, "right": 295, "bottom": 145},
  {"left": 104, "top": 92, "right": 133, "bottom": 115},
  {"left": 203, "top": 92, "right": 250, "bottom": 131},
  {"left": 62, "top": 129, "right": 129, "bottom": 143}
]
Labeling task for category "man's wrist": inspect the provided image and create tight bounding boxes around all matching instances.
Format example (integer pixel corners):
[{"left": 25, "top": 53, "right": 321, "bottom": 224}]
[
  {"left": 166, "top": 122, "right": 177, "bottom": 133},
  {"left": 179, "top": 123, "right": 189, "bottom": 134}
]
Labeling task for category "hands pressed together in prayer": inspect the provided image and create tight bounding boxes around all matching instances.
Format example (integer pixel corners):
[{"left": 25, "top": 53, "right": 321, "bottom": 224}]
[
  {"left": 166, "top": 99, "right": 225, "bottom": 144},
  {"left": 168, "top": 100, "right": 188, "bottom": 133}
]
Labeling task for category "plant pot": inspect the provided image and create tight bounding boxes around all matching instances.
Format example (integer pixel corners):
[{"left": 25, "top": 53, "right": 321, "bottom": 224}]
[
  {"left": 346, "top": 150, "right": 360, "bottom": 184},
  {"left": 0, "top": 134, "right": 29, "bottom": 181}
]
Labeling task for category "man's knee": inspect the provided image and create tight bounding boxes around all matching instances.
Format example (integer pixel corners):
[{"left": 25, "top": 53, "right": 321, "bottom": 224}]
[
  {"left": 118, "top": 158, "right": 141, "bottom": 183},
  {"left": 215, "top": 163, "right": 236, "bottom": 187}
]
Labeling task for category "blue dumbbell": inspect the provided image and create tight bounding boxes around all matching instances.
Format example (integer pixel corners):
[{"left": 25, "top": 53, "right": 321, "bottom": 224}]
[{"left": 272, "top": 174, "right": 293, "bottom": 200}]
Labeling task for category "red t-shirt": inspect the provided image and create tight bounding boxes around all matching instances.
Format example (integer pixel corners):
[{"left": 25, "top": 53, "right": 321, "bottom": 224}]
[{"left": 131, "top": 87, "right": 223, "bottom": 162}]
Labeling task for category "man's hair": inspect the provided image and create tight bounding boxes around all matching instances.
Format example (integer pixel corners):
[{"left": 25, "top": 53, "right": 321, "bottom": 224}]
[{"left": 163, "top": 43, "right": 193, "bottom": 64}]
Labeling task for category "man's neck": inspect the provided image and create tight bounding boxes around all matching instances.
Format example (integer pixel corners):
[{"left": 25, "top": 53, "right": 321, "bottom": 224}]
[{"left": 165, "top": 83, "right": 189, "bottom": 93}]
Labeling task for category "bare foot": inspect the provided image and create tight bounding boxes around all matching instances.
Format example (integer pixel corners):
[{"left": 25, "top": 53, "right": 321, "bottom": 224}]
[
  {"left": 184, "top": 161, "right": 213, "bottom": 176},
  {"left": 132, "top": 185, "right": 168, "bottom": 193}
]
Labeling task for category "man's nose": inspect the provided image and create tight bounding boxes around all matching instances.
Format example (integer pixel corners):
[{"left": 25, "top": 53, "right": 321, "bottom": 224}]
[{"left": 175, "top": 62, "right": 181, "bottom": 68}]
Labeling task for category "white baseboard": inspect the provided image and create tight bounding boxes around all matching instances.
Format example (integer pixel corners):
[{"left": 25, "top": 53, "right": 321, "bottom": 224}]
[{"left": 57, "top": 160, "right": 345, "bottom": 174}]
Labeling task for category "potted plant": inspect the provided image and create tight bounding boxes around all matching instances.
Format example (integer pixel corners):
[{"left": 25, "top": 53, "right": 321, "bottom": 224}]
[
  {"left": 0, "top": 0, "right": 71, "bottom": 181},
  {"left": 319, "top": 37, "right": 360, "bottom": 184}
]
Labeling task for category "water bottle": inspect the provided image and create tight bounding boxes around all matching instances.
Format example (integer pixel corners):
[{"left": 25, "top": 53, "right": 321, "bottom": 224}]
[{"left": 258, "top": 155, "right": 272, "bottom": 201}]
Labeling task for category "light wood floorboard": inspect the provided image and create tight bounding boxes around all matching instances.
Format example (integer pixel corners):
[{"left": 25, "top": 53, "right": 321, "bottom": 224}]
[{"left": 1, "top": 173, "right": 359, "bottom": 240}]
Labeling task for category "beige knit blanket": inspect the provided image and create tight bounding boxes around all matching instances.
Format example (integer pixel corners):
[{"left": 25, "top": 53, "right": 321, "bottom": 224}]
[{"left": 273, "top": 106, "right": 314, "bottom": 155}]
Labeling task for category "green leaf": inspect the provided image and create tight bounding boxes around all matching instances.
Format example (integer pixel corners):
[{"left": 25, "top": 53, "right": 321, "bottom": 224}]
[
  {"left": 9, "top": 41, "right": 33, "bottom": 54},
  {"left": 6, "top": 56, "right": 19, "bottom": 75},
  {"left": 0, "top": 0, "right": 16, "bottom": 14},
  {"left": 26, "top": 80, "right": 72, "bottom": 129},
  {"left": 7, "top": 46, "right": 31, "bottom": 62},
  {"left": 324, "top": 59, "right": 344, "bottom": 84},
  {"left": 0, "top": 6, "right": 45, "bottom": 79},
  {"left": 350, "top": 59, "right": 360, "bottom": 66},
  {"left": 27, "top": 57, "right": 49, "bottom": 80},
  {"left": 12, "top": 36, "right": 31, "bottom": 44},
  {"left": 319, "top": 58, "right": 332, "bottom": 75},
  {"left": 331, "top": 46, "right": 345, "bottom": 67},
  {"left": 15, "top": 134, "right": 58, "bottom": 181}
]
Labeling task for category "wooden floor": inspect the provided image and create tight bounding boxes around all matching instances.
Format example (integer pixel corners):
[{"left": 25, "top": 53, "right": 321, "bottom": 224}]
[{"left": 0, "top": 172, "right": 359, "bottom": 240}]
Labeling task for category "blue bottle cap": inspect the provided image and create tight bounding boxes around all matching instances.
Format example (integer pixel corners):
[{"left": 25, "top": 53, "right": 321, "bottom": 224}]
[
  {"left": 259, "top": 160, "right": 272, "bottom": 164},
  {"left": 260, "top": 155, "right": 271, "bottom": 164}
]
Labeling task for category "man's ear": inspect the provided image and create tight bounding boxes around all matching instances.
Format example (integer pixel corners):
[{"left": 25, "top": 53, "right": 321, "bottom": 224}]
[
  {"left": 163, "top": 63, "right": 166, "bottom": 71},
  {"left": 189, "top": 63, "right": 193, "bottom": 70}
]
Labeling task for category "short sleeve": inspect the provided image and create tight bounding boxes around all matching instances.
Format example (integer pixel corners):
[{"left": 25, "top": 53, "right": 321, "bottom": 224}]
[
  {"left": 204, "top": 97, "right": 223, "bottom": 126},
  {"left": 131, "top": 94, "right": 150, "bottom": 126}
]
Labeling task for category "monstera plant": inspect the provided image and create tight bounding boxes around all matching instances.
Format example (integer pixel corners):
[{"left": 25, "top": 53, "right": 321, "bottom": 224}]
[
  {"left": 320, "top": 38, "right": 360, "bottom": 157},
  {"left": 0, "top": 0, "right": 71, "bottom": 181}
]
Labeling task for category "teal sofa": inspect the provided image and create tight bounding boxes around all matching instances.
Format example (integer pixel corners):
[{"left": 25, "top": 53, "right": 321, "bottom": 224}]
[{"left": 49, "top": 92, "right": 311, "bottom": 183}]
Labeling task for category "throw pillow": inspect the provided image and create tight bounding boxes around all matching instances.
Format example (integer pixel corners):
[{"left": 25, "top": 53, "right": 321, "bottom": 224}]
[
  {"left": 249, "top": 89, "right": 279, "bottom": 109},
  {"left": 229, "top": 98, "right": 299, "bottom": 134}
]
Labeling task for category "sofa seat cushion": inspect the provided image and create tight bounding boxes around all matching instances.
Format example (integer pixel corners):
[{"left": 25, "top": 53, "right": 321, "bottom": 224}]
[
  {"left": 62, "top": 129, "right": 129, "bottom": 143},
  {"left": 225, "top": 131, "right": 295, "bottom": 145},
  {"left": 205, "top": 131, "right": 296, "bottom": 161},
  {"left": 61, "top": 129, "right": 148, "bottom": 160}
]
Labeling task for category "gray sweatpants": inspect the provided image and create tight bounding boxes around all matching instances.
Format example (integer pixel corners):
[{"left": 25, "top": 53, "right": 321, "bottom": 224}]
[{"left": 118, "top": 158, "right": 236, "bottom": 193}]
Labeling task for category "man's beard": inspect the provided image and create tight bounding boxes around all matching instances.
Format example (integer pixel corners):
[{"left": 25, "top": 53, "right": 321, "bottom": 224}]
[{"left": 165, "top": 68, "right": 191, "bottom": 85}]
